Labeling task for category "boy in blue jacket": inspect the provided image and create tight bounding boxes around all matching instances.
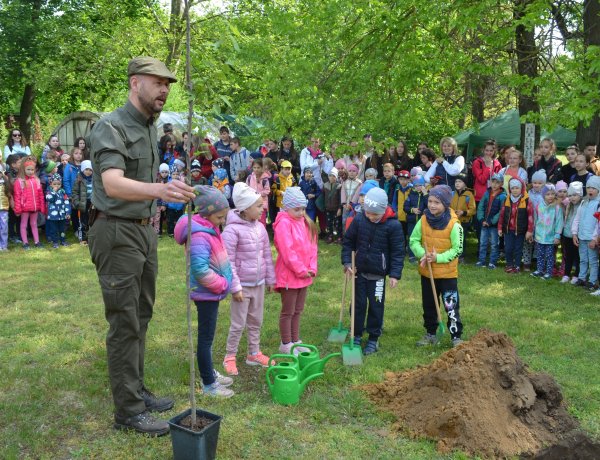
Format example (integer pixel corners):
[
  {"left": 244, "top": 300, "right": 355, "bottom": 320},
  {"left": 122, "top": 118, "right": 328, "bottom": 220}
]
[
  {"left": 299, "top": 167, "right": 321, "bottom": 222},
  {"left": 341, "top": 187, "right": 404, "bottom": 355},
  {"left": 476, "top": 173, "right": 506, "bottom": 269}
]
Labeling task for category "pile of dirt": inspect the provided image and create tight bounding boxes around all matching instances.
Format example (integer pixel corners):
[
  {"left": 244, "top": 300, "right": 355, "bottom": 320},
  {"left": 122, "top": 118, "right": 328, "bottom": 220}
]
[{"left": 363, "top": 329, "right": 597, "bottom": 458}]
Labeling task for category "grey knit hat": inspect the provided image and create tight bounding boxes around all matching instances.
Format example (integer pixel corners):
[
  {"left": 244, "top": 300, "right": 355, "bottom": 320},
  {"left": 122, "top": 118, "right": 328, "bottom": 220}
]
[
  {"left": 282, "top": 187, "right": 307, "bottom": 209},
  {"left": 363, "top": 187, "right": 388, "bottom": 214}
]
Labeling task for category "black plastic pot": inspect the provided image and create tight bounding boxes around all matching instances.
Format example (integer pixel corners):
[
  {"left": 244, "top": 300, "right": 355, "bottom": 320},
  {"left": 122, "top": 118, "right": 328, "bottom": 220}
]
[{"left": 168, "top": 408, "right": 222, "bottom": 460}]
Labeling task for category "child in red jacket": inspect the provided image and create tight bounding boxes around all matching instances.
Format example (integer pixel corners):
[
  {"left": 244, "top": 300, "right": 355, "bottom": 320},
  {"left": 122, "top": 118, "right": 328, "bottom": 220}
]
[{"left": 13, "top": 156, "right": 46, "bottom": 249}]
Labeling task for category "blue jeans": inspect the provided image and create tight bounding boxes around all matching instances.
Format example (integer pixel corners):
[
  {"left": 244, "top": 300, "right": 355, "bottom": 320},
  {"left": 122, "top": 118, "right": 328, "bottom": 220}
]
[
  {"left": 504, "top": 233, "right": 525, "bottom": 268},
  {"left": 478, "top": 225, "right": 499, "bottom": 265},
  {"left": 578, "top": 241, "right": 599, "bottom": 284},
  {"left": 194, "top": 300, "right": 220, "bottom": 386}
]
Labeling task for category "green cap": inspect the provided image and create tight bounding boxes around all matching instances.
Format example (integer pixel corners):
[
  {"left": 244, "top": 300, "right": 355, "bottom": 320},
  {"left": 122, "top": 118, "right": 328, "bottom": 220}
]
[
  {"left": 45, "top": 160, "right": 57, "bottom": 173},
  {"left": 127, "top": 57, "right": 177, "bottom": 83}
]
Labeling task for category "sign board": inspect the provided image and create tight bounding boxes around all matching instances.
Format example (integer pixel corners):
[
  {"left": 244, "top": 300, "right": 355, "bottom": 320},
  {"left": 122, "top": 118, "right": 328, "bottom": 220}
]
[{"left": 524, "top": 123, "right": 536, "bottom": 167}]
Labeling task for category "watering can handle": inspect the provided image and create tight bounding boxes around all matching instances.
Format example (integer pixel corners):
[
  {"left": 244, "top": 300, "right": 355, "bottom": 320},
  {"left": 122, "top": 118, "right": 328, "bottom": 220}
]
[
  {"left": 268, "top": 354, "right": 299, "bottom": 368},
  {"left": 290, "top": 343, "right": 318, "bottom": 354}
]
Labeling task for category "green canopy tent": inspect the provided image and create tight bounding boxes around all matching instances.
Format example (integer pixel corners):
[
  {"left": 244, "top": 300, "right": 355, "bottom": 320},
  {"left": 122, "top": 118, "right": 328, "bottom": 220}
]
[{"left": 454, "top": 109, "right": 576, "bottom": 160}]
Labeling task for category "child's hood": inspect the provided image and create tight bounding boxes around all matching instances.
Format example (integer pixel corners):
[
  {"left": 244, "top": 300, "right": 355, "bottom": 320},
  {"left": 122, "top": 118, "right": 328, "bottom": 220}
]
[
  {"left": 272, "top": 210, "right": 302, "bottom": 232},
  {"left": 378, "top": 206, "right": 397, "bottom": 223},
  {"left": 174, "top": 213, "right": 218, "bottom": 245}
]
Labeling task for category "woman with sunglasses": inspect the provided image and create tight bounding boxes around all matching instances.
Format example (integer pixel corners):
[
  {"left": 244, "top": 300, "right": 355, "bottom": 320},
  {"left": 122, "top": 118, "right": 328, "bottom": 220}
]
[{"left": 3, "top": 130, "right": 31, "bottom": 164}]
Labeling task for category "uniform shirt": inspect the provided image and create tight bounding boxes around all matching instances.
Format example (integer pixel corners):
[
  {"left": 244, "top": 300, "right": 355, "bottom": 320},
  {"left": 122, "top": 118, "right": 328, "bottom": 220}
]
[{"left": 89, "top": 100, "right": 159, "bottom": 219}]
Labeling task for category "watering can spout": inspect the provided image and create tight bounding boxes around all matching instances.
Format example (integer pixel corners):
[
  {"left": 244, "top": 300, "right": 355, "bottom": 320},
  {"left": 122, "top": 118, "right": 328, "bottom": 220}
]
[
  {"left": 321, "top": 352, "right": 342, "bottom": 365},
  {"left": 299, "top": 372, "right": 324, "bottom": 393}
]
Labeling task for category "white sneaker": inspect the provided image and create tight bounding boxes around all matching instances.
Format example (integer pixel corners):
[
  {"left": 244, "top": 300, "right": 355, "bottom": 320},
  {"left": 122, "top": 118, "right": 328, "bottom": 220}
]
[
  {"left": 203, "top": 381, "right": 234, "bottom": 398},
  {"left": 560, "top": 276, "right": 570, "bottom": 283},
  {"left": 570, "top": 276, "right": 579, "bottom": 285},
  {"left": 292, "top": 340, "right": 310, "bottom": 355},
  {"left": 590, "top": 289, "right": 600, "bottom": 296},
  {"left": 213, "top": 369, "right": 233, "bottom": 387},
  {"left": 279, "top": 342, "right": 293, "bottom": 354}
]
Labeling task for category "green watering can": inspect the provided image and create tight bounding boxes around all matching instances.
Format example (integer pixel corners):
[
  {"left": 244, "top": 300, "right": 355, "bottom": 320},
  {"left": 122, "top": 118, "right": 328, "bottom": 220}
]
[
  {"left": 268, "top": 354, "right": 324, "bottom": 382},
  {"left": 290, "top": 344, "right": 341, "bottom": 378},
  {"left": 266, "top": 366, "right": 323, "bottom": 405}
]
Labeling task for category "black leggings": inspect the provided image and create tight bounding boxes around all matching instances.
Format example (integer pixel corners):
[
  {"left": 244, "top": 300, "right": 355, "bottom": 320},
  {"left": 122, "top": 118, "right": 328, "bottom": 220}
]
[{"left": 562, "top": 235, "right": 580, "bottom": 277}]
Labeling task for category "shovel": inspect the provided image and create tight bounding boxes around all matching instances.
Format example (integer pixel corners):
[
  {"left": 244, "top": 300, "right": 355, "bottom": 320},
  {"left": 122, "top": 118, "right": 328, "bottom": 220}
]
[
  {"left": 424, "top": 242, "right": 445, "bottom": 337},
  {"left": 342, "top": 251, "right": 363, "bottom": 365},
  {"left": 327, "top": 272, "right": 349, "bottom": 343}
]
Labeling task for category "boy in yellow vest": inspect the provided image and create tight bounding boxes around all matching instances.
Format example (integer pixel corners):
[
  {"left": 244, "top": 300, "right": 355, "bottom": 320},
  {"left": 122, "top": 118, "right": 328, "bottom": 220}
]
[
  {"left": 409, "top": 185, "right": 464, "bottom": 348},
  {"left": 271, "top": 160, "right": 297, "bottom": 220}
]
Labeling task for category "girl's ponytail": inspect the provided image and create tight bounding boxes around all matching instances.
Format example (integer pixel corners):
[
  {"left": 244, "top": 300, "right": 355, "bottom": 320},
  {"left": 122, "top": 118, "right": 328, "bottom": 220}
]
[{"left": 304, "top": 215, "right": 319, "bottom": 241}]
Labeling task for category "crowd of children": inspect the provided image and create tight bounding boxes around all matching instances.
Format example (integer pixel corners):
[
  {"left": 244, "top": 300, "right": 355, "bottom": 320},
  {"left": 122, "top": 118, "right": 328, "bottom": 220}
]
[{"left": 3, "top": 127, "right": 600, "bottom": 399}]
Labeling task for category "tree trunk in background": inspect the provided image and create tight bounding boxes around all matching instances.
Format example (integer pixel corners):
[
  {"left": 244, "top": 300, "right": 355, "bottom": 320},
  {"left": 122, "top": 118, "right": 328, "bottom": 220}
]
[
  {"left": 166, "top": 0, "right": 184, "bottom": 66},
  {"left": 514, "top": 0, "right": 540, "bottom": 150},
  {"left": 19, "top": 83, "right": 35, "bottom": 142},
  {"left": 576, "top": 0, "right": 600, "bottom": 148}
]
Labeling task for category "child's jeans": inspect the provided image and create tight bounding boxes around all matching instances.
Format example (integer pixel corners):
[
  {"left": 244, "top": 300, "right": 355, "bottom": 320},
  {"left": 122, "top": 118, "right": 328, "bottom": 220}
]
[
  {"left": 354, "top": 274, "right": 386, "bottom": 341},
  {"left": 562, "top": 235, "right": 580, "bottom": 278},
  {"left": 46, "top": 219, "right": 67, "bottom": 244},
  {"left": 504, "top": 233, "right": 525, "bottom": 268},
  {"left": 420, "top": 276, "right": 462, "bottom": 339},
  {"left": 226, "top": 285, "right": 265, "bottom": 356},
  {"left": 578, "top": 240, "right": 599, "bottom": 284},
  {"left": 478, "top": 225, "right": 499, "bottom": 265},
  {"left": 536, "top": 243, "right": 555, "bottom": 275},
  {"left": 0, "top": 210, "right": 8, "bottom": 249},
  {"left": 19, "top": 211, "right": 40, "bottom": 244},
  {"left": 279, "top": 287, "right": 308, "bottom": 344},
  {"left": 195, "top": 300, "right": 220, "bottom": 386}
]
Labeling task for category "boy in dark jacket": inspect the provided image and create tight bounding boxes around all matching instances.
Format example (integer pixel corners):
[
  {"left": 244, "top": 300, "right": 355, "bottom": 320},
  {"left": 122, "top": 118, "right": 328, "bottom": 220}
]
[
  {"left": 475, "top": 173, "right": 506, "bottom": 269},
  {"left": 341, "top": 187, "right": 404, "bottom": 355},
  {"left": 404, "top": 175, "right": 428, "bottom": 262},
  {"left": 299, "top": 167, "right": 321, "bottom": 222},
  {"left": 323, "top": 168, "right": 342, "bottom": 243}
]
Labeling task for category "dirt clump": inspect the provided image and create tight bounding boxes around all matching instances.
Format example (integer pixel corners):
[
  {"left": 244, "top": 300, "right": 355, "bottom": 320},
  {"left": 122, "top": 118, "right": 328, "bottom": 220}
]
[{"left": 364, "top": 329, "right": 586, "bottom": 458}]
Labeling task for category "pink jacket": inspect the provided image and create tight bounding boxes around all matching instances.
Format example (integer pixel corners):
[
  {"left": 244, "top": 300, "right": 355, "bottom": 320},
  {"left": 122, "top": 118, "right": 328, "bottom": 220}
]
[
  {"left": 222, "top": 209, "right": 276, "bottom": 293},
  {"left": 246, "top": 172, "right": 271, "bottom": 210},
  {"left": 273, "top": 211, "right": 318, "bottom": 290},
  {"left": 13, "top": 175, "right": 46, "bottom": 215}
]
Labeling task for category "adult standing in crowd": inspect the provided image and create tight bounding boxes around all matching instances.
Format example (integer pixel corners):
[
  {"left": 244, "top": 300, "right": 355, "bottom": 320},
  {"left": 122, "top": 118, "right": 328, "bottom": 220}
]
[
  {"left": 424, "top": 137, "right": 465, "bottom": 190},
  {"left": 41, "top": 134, "right": 64, "bottom": 162},
  {"left": 88, "top": 57, "right": 195, "bottom": 436},
  {"left": 214, "top": 126, "right": 233, "bottom": 179},
  {"left": 2, "top": 129, "right": 31, "bottom": 164},
  {"left": 74, "top": 137, "right": 90, "bottom": 160}
]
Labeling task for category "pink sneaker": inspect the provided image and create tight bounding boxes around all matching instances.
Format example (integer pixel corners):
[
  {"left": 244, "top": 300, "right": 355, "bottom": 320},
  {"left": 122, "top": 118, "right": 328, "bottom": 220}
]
[
  {"left": 246, "top": 351, "right": 270, "bottom": 367},
  {"left": 223, "top": 355, "right": 238, "bottom": 376}
]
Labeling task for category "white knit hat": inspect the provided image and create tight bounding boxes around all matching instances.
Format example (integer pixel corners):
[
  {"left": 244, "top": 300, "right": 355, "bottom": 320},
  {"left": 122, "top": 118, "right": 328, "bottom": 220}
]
[
  {"left": 568, "top": 181, "right": 584, "bottom": 196},
  {"left": 80, "top": 160, "right": 92, "bottom": 172},
  {"left": 159, "top": 163, "right": 170, "bottom": 173},
  {"left": 232, "top": 182, "right": 261, "bottom": 212}
]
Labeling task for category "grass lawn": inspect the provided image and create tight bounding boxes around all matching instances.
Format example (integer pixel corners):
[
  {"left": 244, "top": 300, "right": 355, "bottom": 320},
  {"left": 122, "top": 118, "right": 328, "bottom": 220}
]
[{"left": 1, "top": 231, "right": 599, "bottom": 459}]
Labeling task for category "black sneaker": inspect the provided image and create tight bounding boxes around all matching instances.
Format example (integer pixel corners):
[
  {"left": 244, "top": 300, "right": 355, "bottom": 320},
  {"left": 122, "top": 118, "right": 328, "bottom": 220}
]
[
  {"left": 114, "top": 411, "right": 169, "bottom": 436},
  {"left": 140, "top": 386, "right": 174, "bottom": 413},
  {"left": 22, "top": 243, "right": 30, "bottom": 250}
]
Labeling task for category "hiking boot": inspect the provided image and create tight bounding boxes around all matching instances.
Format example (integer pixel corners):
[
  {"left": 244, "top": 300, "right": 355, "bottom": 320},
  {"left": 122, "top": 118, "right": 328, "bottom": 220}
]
[
  {"left": 213, "top": 369, "right": 233, "bottom": 387},
  {"left": 114, "top": 411, "right": 169, "bottom": 436},
  {"left": 363, "top": 340, "right": 378, "bottom": 355},
  {"left": 140, "top": 386, "right": 174, "bottom": 413},
  {"left": 203, "top": 382, "right": 234, "bottom": 398},
  {"left": 416, "top": 333, "right": 439, "bottom": 346},
  {"left": 223, "top": 355, "right": 238, "bottom": 376},
  {"left": 560, "top": 276, "right": 570, "bottom": 283},
  {"left": 452, "top": 337, "right": 464, "bottom": 347},
  {"left": 246, "top": 351, "right": 269, "bottom": 367}
]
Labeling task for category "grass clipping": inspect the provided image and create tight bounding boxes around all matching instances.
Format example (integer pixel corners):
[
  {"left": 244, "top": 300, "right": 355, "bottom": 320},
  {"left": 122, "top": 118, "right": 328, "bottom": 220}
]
[{"left": 364, "top": 329, "right": 581, "bottom": 458}]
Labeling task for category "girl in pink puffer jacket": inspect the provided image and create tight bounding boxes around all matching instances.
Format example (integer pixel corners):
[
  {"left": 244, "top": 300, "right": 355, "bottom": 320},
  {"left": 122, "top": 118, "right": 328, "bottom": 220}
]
[
  {"left": 273, "top": 187, "right": 318, "bottom": 355},
  {"left": 221, "top": 183, "right": 276, "bottom": 376},
  {"left": 13, "top": 156, "right": 46, "bottom": 249}
]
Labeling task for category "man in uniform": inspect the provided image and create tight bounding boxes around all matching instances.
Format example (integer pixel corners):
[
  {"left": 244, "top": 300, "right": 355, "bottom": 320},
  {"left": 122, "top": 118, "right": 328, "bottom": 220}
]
[{"left": 88, "top": 57, "right": 196, "bottom": 435}]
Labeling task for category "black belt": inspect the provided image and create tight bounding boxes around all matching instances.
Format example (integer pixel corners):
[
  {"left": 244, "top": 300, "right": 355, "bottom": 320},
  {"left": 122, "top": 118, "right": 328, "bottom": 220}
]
[{"left": 96, "top": 211, "right": 151, "bottom": 226}]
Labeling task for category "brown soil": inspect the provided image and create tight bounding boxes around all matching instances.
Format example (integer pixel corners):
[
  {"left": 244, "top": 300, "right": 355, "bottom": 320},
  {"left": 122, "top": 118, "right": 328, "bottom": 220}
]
[
  {"left": 179, "top": 414, "right": 215, "bottom": 432},
  {"left": 363, "top": 329, "right": 597, "bottom": 458}
]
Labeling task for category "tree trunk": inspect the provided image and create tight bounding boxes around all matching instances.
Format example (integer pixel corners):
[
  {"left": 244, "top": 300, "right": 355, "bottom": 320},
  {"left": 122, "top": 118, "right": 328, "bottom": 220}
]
[
  {"left": 576, "top": 0, "right": 600, "bottom": 148},
  {"left": 166, "top": 0, "right": 184, "bottom": 67},
  {"left": 19, "top": 83, "right": 35, "bottom": 143},
  {"left": 514, "top": 0, "right": 540, "bottom": 153}
]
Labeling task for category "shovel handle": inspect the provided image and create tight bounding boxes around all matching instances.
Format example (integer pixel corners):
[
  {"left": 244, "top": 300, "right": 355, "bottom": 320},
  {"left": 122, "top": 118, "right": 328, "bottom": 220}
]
[
  {"left": 339, "top": 272, "right": 349, "bottom": 324},
  {"left": 424, "top": 242, "right": 443, "bottom": 324},
  {"left": 350, "top": 251, "right": 356, "bottom": 344}
]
